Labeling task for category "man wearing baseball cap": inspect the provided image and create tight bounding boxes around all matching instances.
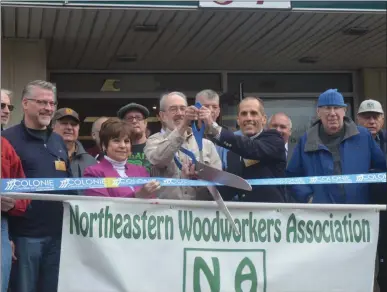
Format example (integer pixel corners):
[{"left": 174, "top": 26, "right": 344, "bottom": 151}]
[
  {"left": 357, "top": 100, "right": 387, "bottom": 291},
  {"left": 52, "top": 108, "right": 96, "bottom": 178},
  {"left": 117, "top": 103, "right": 151, "bottom": 172},
  {"left": 357, "top": 99, "right": 385, "bottom": 153},
  {"left": 287, "top": 89, "right": 386, "bottom": 204}
]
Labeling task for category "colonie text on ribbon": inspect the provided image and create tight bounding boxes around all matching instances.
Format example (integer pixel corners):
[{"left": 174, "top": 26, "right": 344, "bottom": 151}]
[
  {"left": 70, "top": 205, "right": 371, "bottom": 244},
  {"left": 1, "top": 172, "right": 386, "bottom": 193}
]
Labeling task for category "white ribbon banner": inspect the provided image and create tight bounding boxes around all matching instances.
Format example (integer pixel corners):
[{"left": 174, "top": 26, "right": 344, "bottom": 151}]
[{"left": 58, "top": 200, "right": 379, "bottom": 292}]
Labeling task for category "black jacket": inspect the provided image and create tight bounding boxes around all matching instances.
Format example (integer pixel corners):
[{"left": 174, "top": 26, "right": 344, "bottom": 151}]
[
  {"left": 2, "top": 121, "right": 73, "bottom": 238},
  {"left": 214, "top": 128, "right": 287, "bottom": 203}
]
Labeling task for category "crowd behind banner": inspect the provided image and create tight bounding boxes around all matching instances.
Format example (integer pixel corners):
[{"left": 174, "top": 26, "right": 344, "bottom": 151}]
[{"left": 1, "top": 81, "right": 387, "bottom": 292}]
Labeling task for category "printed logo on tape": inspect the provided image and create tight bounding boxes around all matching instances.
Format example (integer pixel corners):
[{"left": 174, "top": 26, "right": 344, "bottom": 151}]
[
  {"left": 356, "top": 173, "right": 386, "bottom": 183},
  {"left": 4, "top": 179, "right": 55, "bottom": 192},
  {"left": 58, "top": 178, "right": 106, "bottom": 189},
  {"left": 308, "top": 176, "right": 352, "bottom": 184}
]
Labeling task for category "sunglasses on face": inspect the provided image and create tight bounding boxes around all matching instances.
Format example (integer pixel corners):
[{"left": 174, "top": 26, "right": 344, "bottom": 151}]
[{"left": 1, "top": 103, "right": 14, "bottom": 111}]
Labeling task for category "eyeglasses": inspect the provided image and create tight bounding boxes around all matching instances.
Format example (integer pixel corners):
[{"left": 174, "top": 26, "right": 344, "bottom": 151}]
[
  {"left": 124, "top": 116, "right": 145, "bottom": 123},
  {"left": 1, "top": 103, "right": 14, "bottom": 111},
  {"left": 27, "top": 99, "right": 57, "bottom": 107}
]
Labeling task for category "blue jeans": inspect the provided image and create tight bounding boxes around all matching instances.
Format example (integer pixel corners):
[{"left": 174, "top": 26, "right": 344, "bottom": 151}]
[
  {"left": 1, "top": 217, "right": 12, "bottom": 292},
  {"left": 10, "top": 236, "right": 61, "bottom": 292}
]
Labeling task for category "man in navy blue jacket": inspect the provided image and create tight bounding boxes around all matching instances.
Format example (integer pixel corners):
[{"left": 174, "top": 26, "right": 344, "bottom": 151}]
[
  {"left": 357, "top": 99, "right": 387, "bottom": 292},
  {"left": 201, "top": 96, "right": 287, "bottom": 203},
  {"left": 2, "top": 80, "right": 73, "bottom": 292}
]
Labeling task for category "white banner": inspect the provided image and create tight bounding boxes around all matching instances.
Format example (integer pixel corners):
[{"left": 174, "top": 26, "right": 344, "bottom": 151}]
[
  {"left": 58, "top": 200, "right": 379, "bottom": 292},
  {"left": 199, "top": 1, "right": 291, "bottom": 9}
]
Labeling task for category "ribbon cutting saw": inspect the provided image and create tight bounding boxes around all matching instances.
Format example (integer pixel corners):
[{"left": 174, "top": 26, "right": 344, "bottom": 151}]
[{"left": 173, "top": 102, "right": 252, "bottom": 234}]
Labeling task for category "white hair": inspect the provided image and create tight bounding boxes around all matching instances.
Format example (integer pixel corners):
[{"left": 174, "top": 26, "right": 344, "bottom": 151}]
[
  {"left": 268, "top": 112, "right": 292, "bottom": 129},
  {"left": 1, "top": 89, "right": 13, "bottom": 99},
  {"left": 159, "top": 91, "right": 187, "bottom": 111},
  {"left": 195, "top": 89, "right": 219, "bottom": 102}
]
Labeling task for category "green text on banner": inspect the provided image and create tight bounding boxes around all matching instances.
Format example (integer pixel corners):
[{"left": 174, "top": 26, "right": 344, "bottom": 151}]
[{"left": 58, "top": 200, "right": 379, "bottom": 292}]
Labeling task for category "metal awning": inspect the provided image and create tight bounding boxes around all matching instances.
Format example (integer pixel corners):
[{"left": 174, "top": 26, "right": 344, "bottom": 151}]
[{"left": 2, "top": 6, "right": 386, "bottom": 70}]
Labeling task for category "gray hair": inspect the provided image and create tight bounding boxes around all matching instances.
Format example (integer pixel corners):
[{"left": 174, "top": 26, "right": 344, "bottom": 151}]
[
  {"left": 91, "top": 116, "right": 109, "bottom": 133},
  {"left": 21, "top": 80, "right": 56, "bottom": 100},
  {"left": 195, "top": 89, "right": 219, "bottom": 102},
  {"left": 268, "top": 112, "right": 292, "bottom": 129},
  {"left": 1, "top": 89, "right": 13, "bottom": 99},
  {"left": 159, "top": 91, "right": 187, "bottom": 111}
]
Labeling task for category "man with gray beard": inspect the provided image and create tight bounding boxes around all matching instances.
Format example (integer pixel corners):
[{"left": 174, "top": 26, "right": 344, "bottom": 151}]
[{"left": 117, "top": 103, "right": 151, "bottom": 173}]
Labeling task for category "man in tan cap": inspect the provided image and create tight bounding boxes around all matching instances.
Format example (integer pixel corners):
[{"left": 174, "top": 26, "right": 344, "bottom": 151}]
[
  {"left": 357, "top": 99, "right": 385, "bottom": 147},
  {"left": 357, "top": 99, "right": 386, "bottom": 292},
  {"left": 52, "top": 107, "right": 96, "bottom": 177}
]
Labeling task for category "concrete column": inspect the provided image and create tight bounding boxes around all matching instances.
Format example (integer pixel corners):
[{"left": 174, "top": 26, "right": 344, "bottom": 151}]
[
  {"left": 1, "top": 39, "right": 47, "bottom": 127},
  {"left": 361, "top": 68, "right": 387, "bottom": 117}
]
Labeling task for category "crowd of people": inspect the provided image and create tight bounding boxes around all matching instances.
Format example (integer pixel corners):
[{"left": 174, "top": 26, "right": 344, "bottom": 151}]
[{"left": 1, "top": 80, "right": 386, "bottom": 292}]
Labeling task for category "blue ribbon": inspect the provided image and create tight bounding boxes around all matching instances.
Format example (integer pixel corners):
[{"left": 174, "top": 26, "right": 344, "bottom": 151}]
[{"left": 1, "top": 173, "right": 385, "bottom": 193}]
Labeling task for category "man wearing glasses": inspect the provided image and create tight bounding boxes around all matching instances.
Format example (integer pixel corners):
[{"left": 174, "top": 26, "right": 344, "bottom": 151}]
[
  {"left": 145, "top": 92, "right": 221, "bottom": 200},
  {"left": 2, "top": 80, "right": 73, "bottom": 292},
  {"left": 287, "top": 88, "right": 386, "bottom": 204},
  {"left": 1, "top": 89, "right": 14, "bottom": 130},
  {"left": 117, "top": 103, "right": 152, "bottom": 172}
]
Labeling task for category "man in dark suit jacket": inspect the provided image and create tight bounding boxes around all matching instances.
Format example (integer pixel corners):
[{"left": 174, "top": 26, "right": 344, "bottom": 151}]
[{"left": 199, "top": 96, "right": 287, "bottom": 203}]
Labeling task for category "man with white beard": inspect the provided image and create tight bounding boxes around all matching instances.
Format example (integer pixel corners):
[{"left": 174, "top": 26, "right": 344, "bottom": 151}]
[{"left": 145, "top": 92, "right": 221, "bottom": 200}]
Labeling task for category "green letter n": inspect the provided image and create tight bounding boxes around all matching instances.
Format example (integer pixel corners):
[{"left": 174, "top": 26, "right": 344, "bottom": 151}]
[
  {"left": 235, "top": 257, "right": 258, "bottom": 292},
  {"left": 69, "top": 205, "right": 80, "bottom": 235},
  {"left": 193, "top": 257, "right": 220, "bottom": 292}
]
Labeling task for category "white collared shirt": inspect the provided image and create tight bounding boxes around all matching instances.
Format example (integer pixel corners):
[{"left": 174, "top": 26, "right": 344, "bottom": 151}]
[{"left": 285, "top": 142, "right": 288, "bottom": 158}]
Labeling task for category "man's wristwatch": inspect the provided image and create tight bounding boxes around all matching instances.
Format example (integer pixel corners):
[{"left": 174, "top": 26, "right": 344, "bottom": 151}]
[{"left": 209, "top": 121, "right": 222, "bottom": 139}]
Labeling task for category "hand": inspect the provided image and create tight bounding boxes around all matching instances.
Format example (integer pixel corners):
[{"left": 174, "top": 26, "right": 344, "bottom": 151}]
[
  {"left": 181, "top": 161, "right": 198, "bottom": 180},
  {"left": 198, "top": 107, "right": 213, "bottom": 126},
  {"left": 136, "top": 180, "right": 160, "bottom": 199},
  {"left": 1, "top": 197, "right": 15, "bottom": 212},
  {"left": 11, "top": 241, "right": 17, "bottom": 261},
  {"left": 184, "top": 106, "right": 199, "bottom": 124}
]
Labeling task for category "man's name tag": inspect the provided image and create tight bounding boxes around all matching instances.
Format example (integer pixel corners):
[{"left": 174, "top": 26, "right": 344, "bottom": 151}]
[
  {"left": 55, "top": 160, "right": 67, "bottom": 171},
  {"left": 243, "top": 159, "right": 259, "bottom": 167}
]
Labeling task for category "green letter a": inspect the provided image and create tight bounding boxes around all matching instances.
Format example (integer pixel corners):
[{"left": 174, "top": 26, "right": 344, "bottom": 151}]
[
  {"left": 193, "top": 257, "right": 220, "bottom": 292},
  {"left": 235, "top": 257, "right": 258, "bottom": 292}
]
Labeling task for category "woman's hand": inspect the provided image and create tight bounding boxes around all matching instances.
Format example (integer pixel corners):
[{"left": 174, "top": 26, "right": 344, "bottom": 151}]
[{"left": 135, "top": 180, "right": 161, "bottom": 199}]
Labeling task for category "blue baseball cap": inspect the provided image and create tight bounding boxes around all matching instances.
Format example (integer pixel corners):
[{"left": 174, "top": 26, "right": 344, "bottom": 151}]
[{"left": 317, "top": 89, "right": 347, "bottom": 107}]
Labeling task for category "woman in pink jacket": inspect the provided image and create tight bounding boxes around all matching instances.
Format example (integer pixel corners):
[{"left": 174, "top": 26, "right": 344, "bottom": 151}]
[{"left": 83, "top": 118, "right": 159, "bottom": 198}]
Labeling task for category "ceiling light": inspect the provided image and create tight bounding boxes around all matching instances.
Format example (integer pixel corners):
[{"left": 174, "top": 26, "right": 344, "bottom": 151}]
[
  {"left": 343, "top": 27, "right": 369, "bottom": 36},
  {"left": 134, "top": 24, "right": 158, "bottom": 32},
  {"left": 152, "top": 106, "right": 157, "bottom": 110},
  {"left": 298, "top": 57, "right": 319, "bottom": 64}
]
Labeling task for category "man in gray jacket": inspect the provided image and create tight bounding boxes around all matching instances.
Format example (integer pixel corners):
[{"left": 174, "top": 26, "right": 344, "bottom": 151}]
[{"left": 52, "top": 108, "right": 96, "bottom": 177}]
